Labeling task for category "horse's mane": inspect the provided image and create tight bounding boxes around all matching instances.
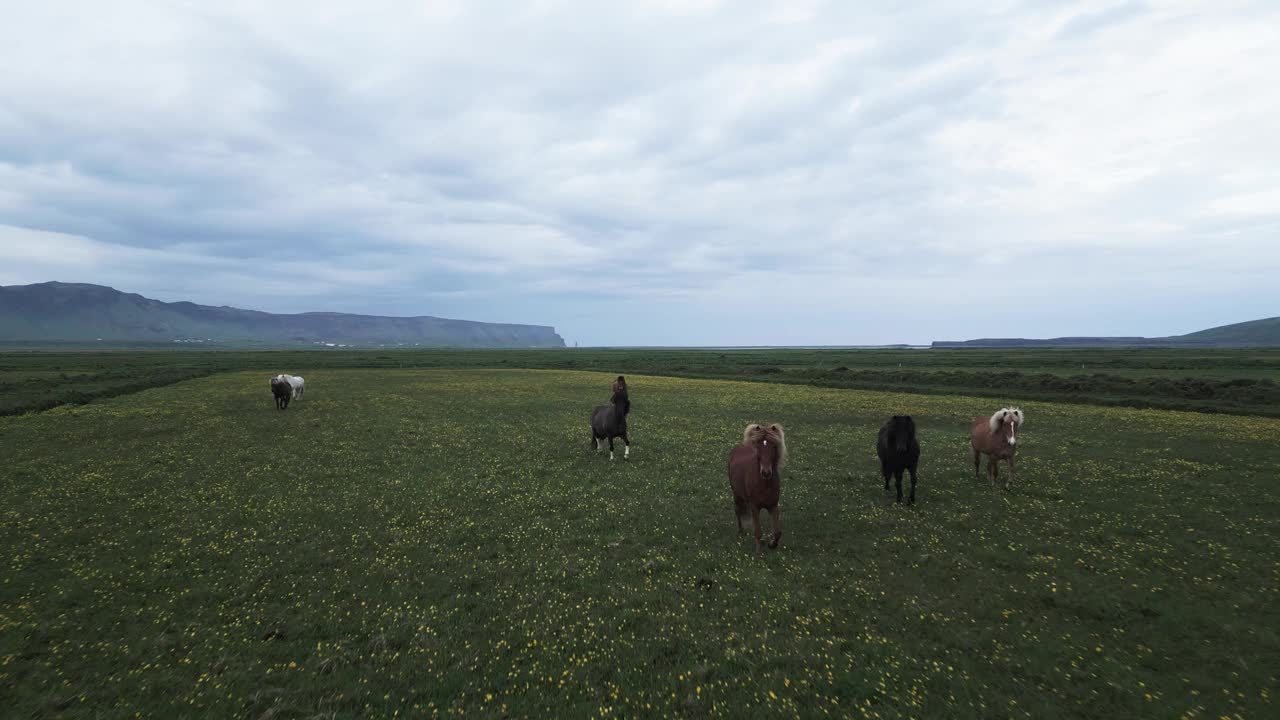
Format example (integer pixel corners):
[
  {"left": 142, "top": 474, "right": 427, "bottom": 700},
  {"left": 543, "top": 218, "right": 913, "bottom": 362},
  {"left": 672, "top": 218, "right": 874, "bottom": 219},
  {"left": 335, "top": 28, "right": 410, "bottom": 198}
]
[
  {"left": 988, "top": 407, "right": 1025, "bottom": 433},
  {"left": 612, "top": 389, "right": 630, "bottom": 415},
  {"left": 742, "top": 423, "right": 787, "bottom": 468}
]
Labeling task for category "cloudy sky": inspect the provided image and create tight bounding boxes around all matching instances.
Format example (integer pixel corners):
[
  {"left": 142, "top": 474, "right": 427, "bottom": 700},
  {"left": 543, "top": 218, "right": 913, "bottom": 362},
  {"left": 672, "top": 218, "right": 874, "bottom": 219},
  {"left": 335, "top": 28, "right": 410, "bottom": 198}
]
[{"left": 1, "top": 0, "right": 1277, "bottom": 345}]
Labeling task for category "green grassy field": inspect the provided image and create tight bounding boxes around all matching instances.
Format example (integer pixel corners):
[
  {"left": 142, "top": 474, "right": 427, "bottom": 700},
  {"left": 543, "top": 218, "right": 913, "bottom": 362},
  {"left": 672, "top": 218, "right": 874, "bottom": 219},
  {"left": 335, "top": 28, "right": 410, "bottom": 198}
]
[
  {"left": 3, "top": 347, "right": 1279, "bottom": 417},
  {"left": 2, "top": 369, "right": 1276, "bottom": 718}
]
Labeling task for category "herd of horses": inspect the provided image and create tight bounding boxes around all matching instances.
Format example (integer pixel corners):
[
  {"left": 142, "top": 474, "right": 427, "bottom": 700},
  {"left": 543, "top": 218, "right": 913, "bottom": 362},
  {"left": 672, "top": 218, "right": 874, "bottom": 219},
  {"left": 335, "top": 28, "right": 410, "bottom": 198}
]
[
  {"left": 581, "top": 375, "right": 1026, "bottom": 555},
  {"left": 267, "top": 372, "right": 1025, "bottom": 556},
  {"left": 729, "top": 404, "right": 1023, "bottom": 554}
]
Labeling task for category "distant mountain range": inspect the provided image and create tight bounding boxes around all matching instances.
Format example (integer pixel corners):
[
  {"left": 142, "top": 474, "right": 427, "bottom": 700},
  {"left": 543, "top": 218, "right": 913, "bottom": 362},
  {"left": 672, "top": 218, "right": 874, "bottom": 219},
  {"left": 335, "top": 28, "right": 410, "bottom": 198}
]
[
  {"left": 0, "top": 282, "right": 565, "bottom": 348},
  {"left": 932, "top": 316, "right": 1280, "bottom": 348}
]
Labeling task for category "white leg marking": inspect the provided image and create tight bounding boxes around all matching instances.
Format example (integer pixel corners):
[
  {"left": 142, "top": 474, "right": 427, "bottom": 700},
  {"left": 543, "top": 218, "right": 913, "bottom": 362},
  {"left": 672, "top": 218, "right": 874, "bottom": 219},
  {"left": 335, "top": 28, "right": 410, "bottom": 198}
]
[{"left": 624, "top": 445, "right": 630, "bottom": 459}]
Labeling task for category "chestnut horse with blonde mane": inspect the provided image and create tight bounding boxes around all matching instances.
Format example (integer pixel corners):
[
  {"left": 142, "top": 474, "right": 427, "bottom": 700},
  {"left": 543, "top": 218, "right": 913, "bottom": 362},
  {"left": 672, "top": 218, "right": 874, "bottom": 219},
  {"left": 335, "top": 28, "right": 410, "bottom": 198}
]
[
  {"left": 971, "top": 407, "right": 1024, "bottom": 489},
  {"left": 728, "top": 423, "right": 787, "bottom": 555}
]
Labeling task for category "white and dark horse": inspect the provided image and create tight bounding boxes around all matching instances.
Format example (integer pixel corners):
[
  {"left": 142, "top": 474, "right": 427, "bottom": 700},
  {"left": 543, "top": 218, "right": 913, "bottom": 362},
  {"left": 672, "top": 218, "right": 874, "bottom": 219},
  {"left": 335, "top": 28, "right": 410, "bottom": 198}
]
[{"left": 274, "top": 374, "right": 305, "bottom": 400}]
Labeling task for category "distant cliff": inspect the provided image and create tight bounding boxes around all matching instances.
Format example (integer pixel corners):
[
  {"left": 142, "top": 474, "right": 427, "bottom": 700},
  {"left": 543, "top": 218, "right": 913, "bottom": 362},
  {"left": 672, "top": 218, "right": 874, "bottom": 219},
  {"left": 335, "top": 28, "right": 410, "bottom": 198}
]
[
  {"left": 0, "top": 282, "right": 566, "bottom": 348},
  {"left": 932, "top": 317, "right": 1280, "bottom": 348}
]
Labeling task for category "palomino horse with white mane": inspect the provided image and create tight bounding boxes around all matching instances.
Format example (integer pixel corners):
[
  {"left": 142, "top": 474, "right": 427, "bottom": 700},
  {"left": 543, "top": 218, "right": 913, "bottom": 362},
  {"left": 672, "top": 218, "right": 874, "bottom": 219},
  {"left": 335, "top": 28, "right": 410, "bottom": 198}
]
[
  {"left": 728, "top": 423, "right": 787, "bottom": 555},
  {"left": 971, "top": 407, "right": 1024, "bottom": 489}
]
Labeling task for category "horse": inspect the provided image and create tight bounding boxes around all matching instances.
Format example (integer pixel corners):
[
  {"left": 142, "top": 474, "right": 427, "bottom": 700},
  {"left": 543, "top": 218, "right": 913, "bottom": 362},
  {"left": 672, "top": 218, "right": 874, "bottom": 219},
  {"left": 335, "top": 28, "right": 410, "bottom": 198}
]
[
  {"left": 877, "top": 415, "right": 920, "bottom": 504},
  {"left": 287, "top": 375, "right": 305, "bottom": 399},
  {"left": 728, "top": 423, "right": 787, "bottom": 555},
  {"left": 269, "top": 376, "right": 292, "bottom": 410},
  {"left": 971, "top": 407, "right": 1024, "bottom": 489},
  {"left": 611, "top": 376, "right": 627, "bottom": 395},
  {"left": 590, "top": 387, "right": 631, "bottom": 460}
]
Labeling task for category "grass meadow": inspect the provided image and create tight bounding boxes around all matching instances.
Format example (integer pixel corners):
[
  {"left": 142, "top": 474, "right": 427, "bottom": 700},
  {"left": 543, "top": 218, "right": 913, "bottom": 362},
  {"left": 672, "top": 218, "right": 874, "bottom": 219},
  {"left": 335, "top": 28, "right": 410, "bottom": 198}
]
[
  {"left": 1, "top": 369, "right": 1277, "bottom": 718},
  {"left": 3, "top": 347, "right": 1279, "bottom": 417}
]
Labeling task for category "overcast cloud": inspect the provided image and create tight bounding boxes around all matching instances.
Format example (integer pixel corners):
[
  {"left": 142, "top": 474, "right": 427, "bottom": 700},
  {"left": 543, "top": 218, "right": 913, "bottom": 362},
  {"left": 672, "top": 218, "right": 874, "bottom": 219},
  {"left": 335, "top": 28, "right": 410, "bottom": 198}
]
[{"left": 1, "top": 0, "right": 1277, "bottom": 345}]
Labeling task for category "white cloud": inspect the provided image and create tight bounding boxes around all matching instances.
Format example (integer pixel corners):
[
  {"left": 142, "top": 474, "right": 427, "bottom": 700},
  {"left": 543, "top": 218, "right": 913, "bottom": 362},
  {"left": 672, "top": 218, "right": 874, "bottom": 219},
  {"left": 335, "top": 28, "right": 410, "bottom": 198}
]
[{"left": 1, "top": 0, "right": 1278, "bottom": 344}]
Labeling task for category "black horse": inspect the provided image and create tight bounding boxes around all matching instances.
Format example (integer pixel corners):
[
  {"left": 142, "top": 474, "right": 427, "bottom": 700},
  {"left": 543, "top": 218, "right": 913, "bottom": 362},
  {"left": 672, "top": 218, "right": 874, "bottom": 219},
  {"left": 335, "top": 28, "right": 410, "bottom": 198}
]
[
  {"left": 590, "top": 388, "right": 631, "bottom": 460},
  {"left": 876, "top": 415, "right": 920, "bottom": 503},
  {"left": 270, "top": 376, "right": 292, "bottom": 410}
]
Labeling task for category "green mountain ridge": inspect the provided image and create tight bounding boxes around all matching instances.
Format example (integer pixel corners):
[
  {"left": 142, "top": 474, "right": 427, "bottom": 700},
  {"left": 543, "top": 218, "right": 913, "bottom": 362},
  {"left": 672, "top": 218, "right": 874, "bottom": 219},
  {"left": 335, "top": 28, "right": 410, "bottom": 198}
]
[
  {"left": 0, "top": 282, "right": 566, "bottom": 348},
  {"left": 933, "top": 316, "right": 1280, "bottom": 348}
]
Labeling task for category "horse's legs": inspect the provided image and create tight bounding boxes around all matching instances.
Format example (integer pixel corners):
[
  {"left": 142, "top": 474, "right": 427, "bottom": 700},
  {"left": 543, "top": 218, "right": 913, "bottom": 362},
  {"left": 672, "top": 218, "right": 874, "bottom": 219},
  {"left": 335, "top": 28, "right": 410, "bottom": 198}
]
[
  {"left": 882, "top": 462, "right": 891, "bottom": 491},
  {"left": 734, "top": 496, "right": 746, "bottom": 535},
  {"left": 768, "top": 506, "right": 781, "bottom": 549},
  {"left": 622, "top": 432, "right": 630, "bottom": 460},
  {"left": 987, "top": 457, "right": 998, "bottom": 487},
  {"left": 750, "top": 507, "right": 764, "bottom": 556},
  {"left": 973, "top": 449, "right": 981, "bottom": 478},
  {"left": 894, "top": 468, "right": 905, "bottom": 503},
  {"left": 907, "top": 463, "right": 918, "bottom": 504},
  {"left": 608, "top": 436, "right": 615, "bottom": 461}
]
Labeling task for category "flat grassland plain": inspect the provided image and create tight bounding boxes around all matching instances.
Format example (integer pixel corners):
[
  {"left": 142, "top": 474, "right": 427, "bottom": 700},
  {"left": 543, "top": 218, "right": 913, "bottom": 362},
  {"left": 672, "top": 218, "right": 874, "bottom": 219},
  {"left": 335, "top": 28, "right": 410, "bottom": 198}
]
[
  {"left": 3, "top": 347, "right": 1279, "bottom": 417},
  {"left": 2, "top": 368, "right": 1278, "bottom": 718}
]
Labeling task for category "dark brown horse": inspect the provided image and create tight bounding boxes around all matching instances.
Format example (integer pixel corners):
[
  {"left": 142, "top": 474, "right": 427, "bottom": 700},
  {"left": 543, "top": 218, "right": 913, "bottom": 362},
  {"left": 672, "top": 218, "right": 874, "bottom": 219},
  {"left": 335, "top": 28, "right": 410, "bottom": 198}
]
[
  {"left": 269, "top": 375, "right": 292, "bottom": 410},
  {"left": 590, "top": 387, "right": 631, "bottom": 460},
  {"left": 971, "top": 406, "right": 1024, "bottom": 489},
  {"left": 728, "top": 423, "right": 787, "bottom": 555}
]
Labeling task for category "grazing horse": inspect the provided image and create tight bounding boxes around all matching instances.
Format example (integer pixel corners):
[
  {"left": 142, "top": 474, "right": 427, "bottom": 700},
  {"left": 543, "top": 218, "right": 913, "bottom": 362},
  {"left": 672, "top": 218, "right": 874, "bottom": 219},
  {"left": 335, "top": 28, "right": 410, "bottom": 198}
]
[
  {"left": 971, "top": 407, "right": 1024, "bottom": 489},
  {"left": 728, "top": 423, "right": 787, "bottom": 555},
  {"left": 269, "top": 376, "right": 292, "bottom": 410},
  {"left": 877, "top": 415, "right": 920, "bottom": 504},
  {"left": 590, "top": 387, "right": 631, "bottom": 460}
]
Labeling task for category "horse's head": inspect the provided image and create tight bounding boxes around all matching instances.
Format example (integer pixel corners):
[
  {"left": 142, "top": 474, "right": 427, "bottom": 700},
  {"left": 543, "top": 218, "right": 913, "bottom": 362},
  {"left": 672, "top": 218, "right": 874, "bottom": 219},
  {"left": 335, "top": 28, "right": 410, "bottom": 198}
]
[
  {"left": 612, "top": 389, "right": 630, "bottom": 415},
  {"left": 887, "top": 415, "right": 915, "bottom": 453},
  {"left": 744, "top": 422, "right": 786, "bottom": 481},
  {"left": 989, "top": 407, "right": 1024, "bottom": 447},
  {"left": 757, "top": 436, "right": 779, "bottom": 480}
]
